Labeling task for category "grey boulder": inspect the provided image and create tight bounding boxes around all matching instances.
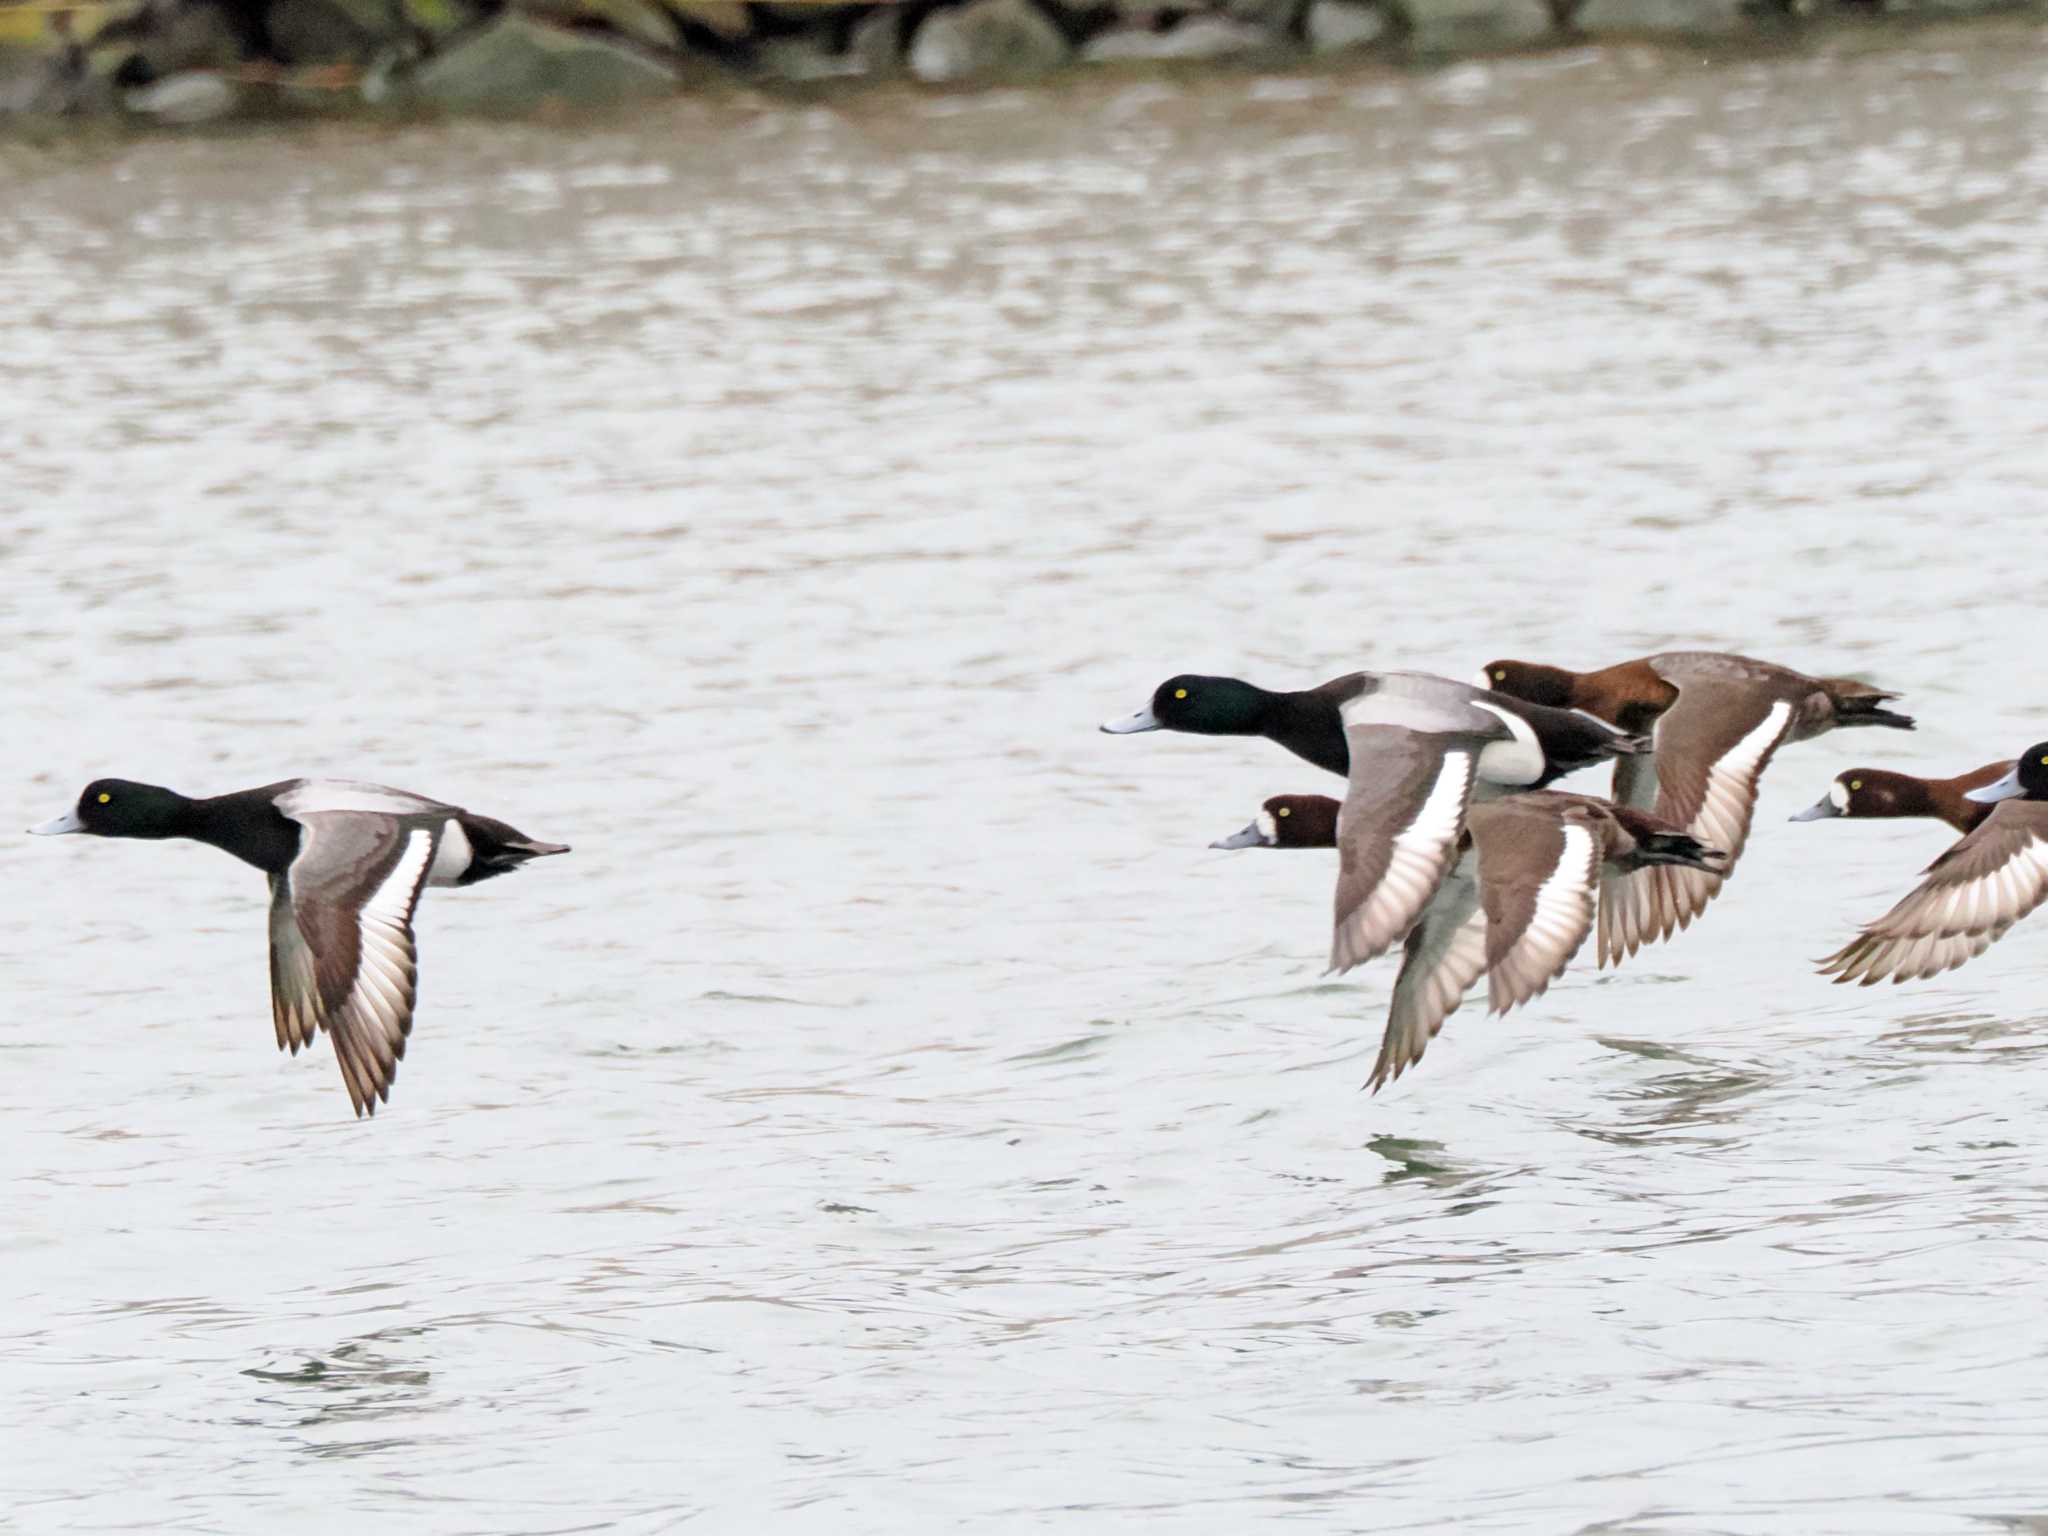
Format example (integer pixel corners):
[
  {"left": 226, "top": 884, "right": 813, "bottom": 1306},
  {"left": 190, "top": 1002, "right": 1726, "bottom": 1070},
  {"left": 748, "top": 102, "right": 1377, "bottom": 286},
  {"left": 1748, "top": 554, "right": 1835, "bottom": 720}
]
[{"left": 908, "top": 0, "right": 1070, "bottom": 82}]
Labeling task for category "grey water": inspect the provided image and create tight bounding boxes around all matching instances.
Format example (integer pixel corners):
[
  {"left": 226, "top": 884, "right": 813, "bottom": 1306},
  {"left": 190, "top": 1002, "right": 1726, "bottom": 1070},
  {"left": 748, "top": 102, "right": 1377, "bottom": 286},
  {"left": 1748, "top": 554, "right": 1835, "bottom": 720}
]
[{"left": 5, "top": 21, "right": 2048, "bottom": 1531}]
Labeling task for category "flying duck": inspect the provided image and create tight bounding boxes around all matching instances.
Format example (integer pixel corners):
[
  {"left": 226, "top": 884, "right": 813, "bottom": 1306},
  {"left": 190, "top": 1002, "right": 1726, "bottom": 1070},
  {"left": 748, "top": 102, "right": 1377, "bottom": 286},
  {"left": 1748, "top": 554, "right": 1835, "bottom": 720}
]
[
  {"left": 1818, "top": 744, "right": 2048, "bottom": 985},
  {"left": 30, "top": 777, "right": 568, "bottom": 1117},
  {"left": 1790, "top": 761, "right": 2009, "bottom": 834},
  {"left": 1476, "top": 651, "right": 1913, "bottom": 964},
  {"left": 1100, "top": 669, "right": 1645, "bottom": 787},
  {"left": 1213, "top": 790, "right": 1724, "bottom": 1088}
]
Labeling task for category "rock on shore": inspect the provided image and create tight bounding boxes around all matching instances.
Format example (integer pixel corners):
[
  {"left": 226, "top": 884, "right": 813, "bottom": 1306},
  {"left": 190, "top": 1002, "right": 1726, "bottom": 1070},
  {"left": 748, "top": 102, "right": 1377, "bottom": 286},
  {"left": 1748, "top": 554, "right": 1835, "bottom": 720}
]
[{"left": 0, "top": 0, "right": 2037, "bottom": 122}]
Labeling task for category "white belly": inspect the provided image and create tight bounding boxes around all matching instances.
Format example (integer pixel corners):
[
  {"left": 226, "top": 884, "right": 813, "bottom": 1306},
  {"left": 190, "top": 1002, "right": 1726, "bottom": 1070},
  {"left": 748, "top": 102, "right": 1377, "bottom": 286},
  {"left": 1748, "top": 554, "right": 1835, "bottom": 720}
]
[{"left": 426, "top": 819, "right": 473, "bottom": 886}]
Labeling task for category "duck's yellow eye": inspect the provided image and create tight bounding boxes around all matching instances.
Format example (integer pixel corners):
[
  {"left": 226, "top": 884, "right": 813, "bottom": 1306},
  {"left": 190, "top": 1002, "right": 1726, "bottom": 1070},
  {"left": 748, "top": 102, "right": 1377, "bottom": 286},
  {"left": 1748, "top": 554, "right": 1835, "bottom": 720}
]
[
  {"left": 2038, "top": 756, "right": 2047, "bottom": 767},
  {"left": 1849, "top": 780, "right": 1861, "bottom": 791},
  {"left": 1173, "top": 688, "right": 1187, "bottom": 700},
  {"left": 97, "top": 792, "right": 111, "bottom": 804},
  {"left": 1277, "top": 806, "right": 1291, "bottom": 817},
  {"left": 1493, "top": 669, "right": 1505, "bottom": 681}
]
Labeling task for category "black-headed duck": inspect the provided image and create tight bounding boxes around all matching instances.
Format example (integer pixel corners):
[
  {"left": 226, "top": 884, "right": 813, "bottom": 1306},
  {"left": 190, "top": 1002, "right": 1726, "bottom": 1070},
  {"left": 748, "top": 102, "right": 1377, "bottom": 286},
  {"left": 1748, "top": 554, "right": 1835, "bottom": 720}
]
[
  {"left": 30, "top": 777, "right": 568, "bottom": 1117},
  {"left": 1101, "top": 669, "right": 1644, "bottom": 786}
]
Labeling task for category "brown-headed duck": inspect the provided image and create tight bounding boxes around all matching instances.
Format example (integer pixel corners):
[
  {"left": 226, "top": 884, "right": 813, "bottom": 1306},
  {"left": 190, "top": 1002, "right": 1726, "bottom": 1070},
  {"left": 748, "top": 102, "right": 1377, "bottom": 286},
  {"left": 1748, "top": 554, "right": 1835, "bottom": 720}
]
[
  {"left": 30, "top": 777, "right": 568, "bottom": 1117},
  {"left": 1476, "top": 651, "right": 1913, "bottom": 965},
  {"left": 1101, "top": 669, "right": 1645, "bottom": 786},
  {"left": 1790, "top": 761, "right": 2010, "bottom": 835},
  {"left": 1819, "top": 744, "right": 2048, "bottom": 985},
  {"left": 1213, "top": 790, "right": 1724, "bottom": 1089}
]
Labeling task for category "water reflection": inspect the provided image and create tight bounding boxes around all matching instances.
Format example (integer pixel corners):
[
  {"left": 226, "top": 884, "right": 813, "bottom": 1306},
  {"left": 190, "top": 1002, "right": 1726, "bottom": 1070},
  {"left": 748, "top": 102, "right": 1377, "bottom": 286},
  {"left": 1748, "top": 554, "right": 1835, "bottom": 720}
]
[{"left": 241, "top": 1333, "right": 435, "bottom": 1440}]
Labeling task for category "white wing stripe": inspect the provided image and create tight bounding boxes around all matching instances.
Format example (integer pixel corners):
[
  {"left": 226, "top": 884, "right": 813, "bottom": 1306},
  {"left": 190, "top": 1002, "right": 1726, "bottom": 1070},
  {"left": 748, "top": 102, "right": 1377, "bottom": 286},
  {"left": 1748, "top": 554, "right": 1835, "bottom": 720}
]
[
  {"left": 1335, "top": 750, "right": 1477, "bottom": 969},
  {"left": 1824, "top": 833, "right": 2048, "bottom": 985},
  {"left": 364, "top": 830, "right": 432, "bottom": 928},
  {"left": 1689, "top": 699, "right": 1791, "bottom": 843},
  {"left": 1603, "top": 697, "right": 1793, "bottom": 965},
  {"left": 1492, "top": 822, "right": 1598, "bottom": 1011}
]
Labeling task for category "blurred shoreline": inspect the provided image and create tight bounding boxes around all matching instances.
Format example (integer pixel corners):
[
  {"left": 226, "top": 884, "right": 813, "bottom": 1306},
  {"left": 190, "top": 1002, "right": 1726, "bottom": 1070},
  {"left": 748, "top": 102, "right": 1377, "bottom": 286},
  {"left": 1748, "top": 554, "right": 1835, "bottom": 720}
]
[{"left": 1, "top": 0, "right": 2041, "bottom": 128}]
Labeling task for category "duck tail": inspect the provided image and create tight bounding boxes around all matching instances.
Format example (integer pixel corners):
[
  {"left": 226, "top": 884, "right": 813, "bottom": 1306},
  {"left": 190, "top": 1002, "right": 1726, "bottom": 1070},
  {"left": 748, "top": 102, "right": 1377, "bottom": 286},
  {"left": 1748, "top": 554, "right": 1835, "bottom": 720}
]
[
  {"left": 459, "top": 840, "right": 569, "bottom": 885},
  {"left": 1627, "top": 830, "right": 1727, "bottom": 874},
  {"left": 1608, "top": 805, "right": 1727, "bottom": 874},
  {"left": 454, "top": 814, "right": 571, "bottom": 885},
  {"left": 1826, "top": 681, "right": 1915, "bottom": 732}
]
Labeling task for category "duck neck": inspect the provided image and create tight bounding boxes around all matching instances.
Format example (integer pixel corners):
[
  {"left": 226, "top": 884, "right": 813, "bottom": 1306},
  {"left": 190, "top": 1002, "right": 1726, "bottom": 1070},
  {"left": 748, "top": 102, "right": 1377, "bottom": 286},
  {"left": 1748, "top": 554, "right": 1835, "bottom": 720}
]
[
  {"left": 1927, "top": 778, "right": 1994, "bottom": 835},
  {"left": 1264, "top": 689, "right": 1350, "bottom": 777},
  {"left": 181, "top": 789, "right": 302, "bottom": 874},
  {"left": 1578, "top": 660, "right": 1678, "bottom": 733}
]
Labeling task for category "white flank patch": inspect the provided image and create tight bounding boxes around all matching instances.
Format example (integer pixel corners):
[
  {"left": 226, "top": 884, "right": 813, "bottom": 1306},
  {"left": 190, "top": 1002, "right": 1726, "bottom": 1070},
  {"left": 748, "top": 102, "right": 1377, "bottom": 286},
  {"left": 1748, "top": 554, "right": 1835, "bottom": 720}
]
[
  {"left": 280, "top": 779, "right": 446, "bottom": 818},
  {"left": 1472, "top": 702, "right": 1546, "bottom": 787},
  {"left": 427, "top": 819, "right": 473, "bottom": 887}
]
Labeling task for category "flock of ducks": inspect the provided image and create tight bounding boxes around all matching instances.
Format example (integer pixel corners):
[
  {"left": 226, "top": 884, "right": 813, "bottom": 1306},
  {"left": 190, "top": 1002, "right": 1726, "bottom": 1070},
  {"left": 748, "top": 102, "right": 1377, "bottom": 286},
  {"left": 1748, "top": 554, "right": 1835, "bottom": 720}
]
[
  {"left": 23, "top": 647, "right": 2048, "bottom": 1116},
  {"left": 1102, "top": 650, "right": 2048, "bottom": 1089}
]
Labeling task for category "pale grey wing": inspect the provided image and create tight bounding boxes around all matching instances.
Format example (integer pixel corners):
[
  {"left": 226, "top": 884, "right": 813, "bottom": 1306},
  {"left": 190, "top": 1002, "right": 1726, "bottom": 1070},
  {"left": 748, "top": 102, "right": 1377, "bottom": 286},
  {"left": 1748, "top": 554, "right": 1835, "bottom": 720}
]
[
  {"left": 1482, "top": 814, "right": 1602, "bottom": 1013},
  {"left": 1329, "top": 724, "right": 1481, "bottom": 974},
  {"left": 1347, "top": 673, "right": 1494, "bottom": 735},
  {"left": 268, "top": 874, "right": 321, "bottom": 1055},
  {"left": 1820, "top": 803, "right": 2048, "bottom": 985},
  {"left": 276, "top": 779, "right": 449, "bottom": 818},
  {"left": 1368, "top": 871, "right": 1487, "bottom": 1093},
  {"left": 1598, "top": 682, "right": 1795, "bottom": 965},
  {"left": 276, "top": 813, "right": 439, "bottom": 1117}
]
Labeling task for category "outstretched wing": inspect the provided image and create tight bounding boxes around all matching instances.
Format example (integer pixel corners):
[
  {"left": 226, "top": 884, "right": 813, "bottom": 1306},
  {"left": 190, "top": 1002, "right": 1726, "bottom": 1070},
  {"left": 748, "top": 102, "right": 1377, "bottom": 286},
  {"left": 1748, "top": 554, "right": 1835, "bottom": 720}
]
[
  {"left": 1368, "top": 870, "right": 1487, "bottom": 1093},
  {"left": 1599, "top": 684, "right": 1794, "bottom": 965},
  {"left": 1819, "top": 802, "right": 2048, "bottom": 985},
  {"left": 1478, "top": 807, "right": 1602, "bottom": 1013},
  {"left": 1330, "top": 724, "right": 1479, "bottom": 974},
  {"left": 268, "top": 814, "right": 437, "bottom": 1117}
]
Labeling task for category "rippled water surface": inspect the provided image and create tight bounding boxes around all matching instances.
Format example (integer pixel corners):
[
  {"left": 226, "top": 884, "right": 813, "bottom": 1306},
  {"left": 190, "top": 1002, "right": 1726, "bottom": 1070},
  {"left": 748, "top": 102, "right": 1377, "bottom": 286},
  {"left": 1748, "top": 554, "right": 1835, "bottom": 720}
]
[{"left": 7, "top": 24, "right": 2048, "bottom": 1530}]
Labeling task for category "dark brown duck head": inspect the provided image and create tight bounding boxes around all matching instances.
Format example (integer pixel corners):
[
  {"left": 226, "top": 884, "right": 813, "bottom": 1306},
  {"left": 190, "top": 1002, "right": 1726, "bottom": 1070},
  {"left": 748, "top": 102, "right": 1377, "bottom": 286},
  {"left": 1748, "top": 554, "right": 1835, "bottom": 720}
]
[
  {"left": 1209, "top": 794, "right": 1341, "bottom": 850},
  {"left": 1790, "top": 761, "right": 2011, "bottom": 834}
]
